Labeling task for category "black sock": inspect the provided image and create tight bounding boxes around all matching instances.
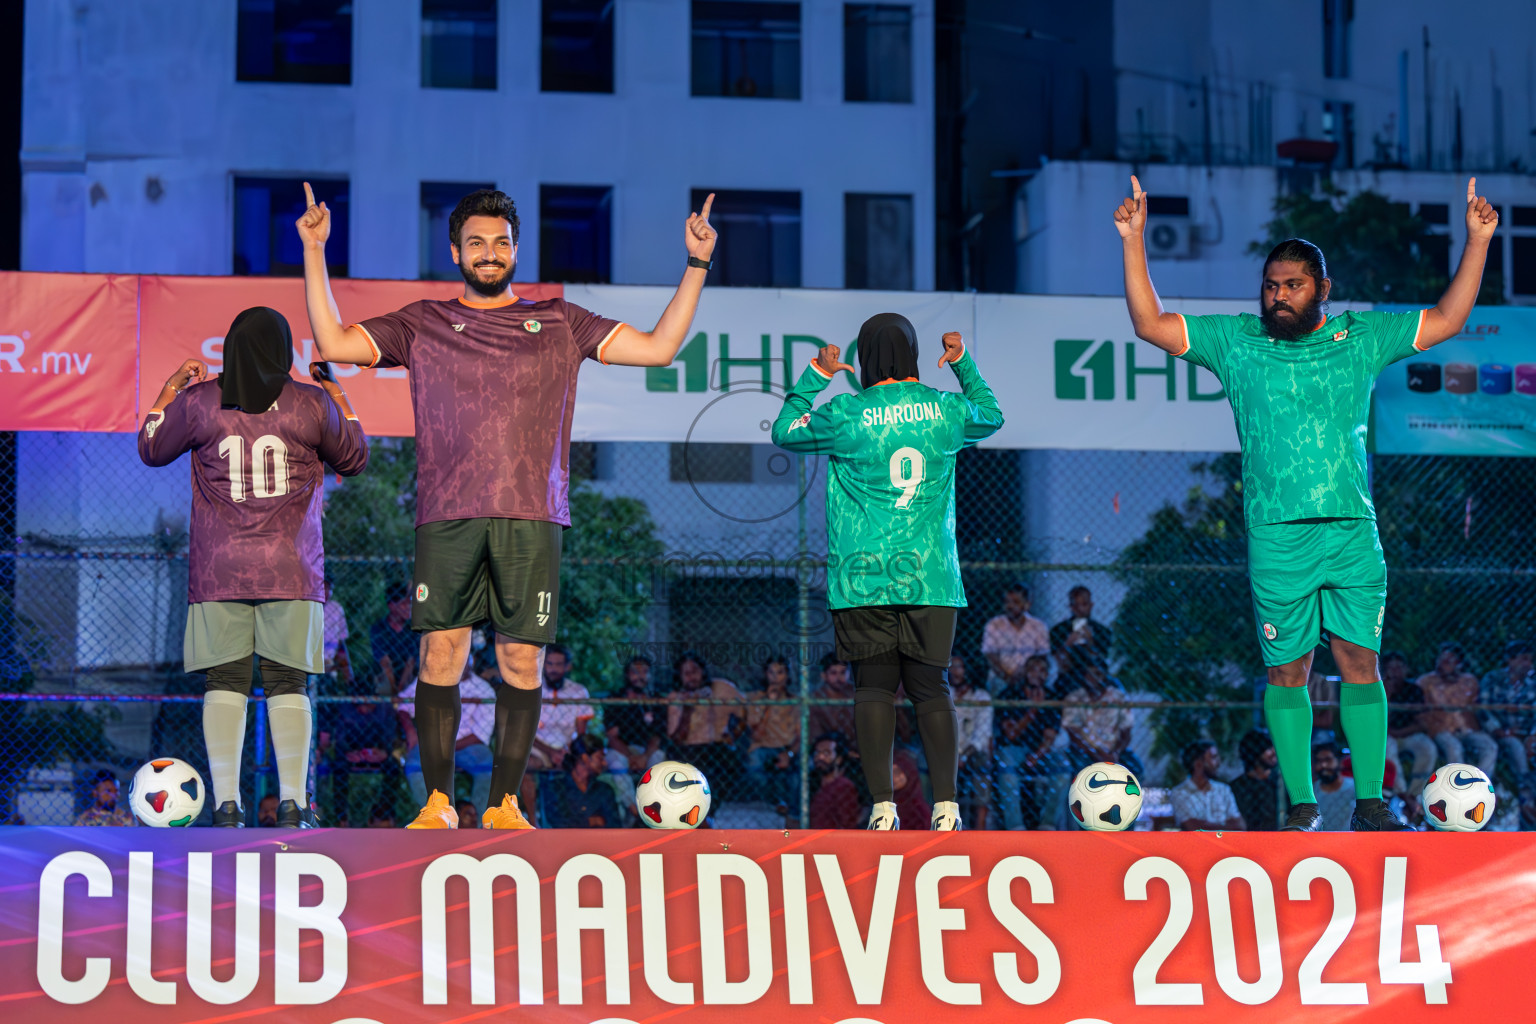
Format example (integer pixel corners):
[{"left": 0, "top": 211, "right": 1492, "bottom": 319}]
[
  {"left": 413, "top": 682, "right": 461, "bottom": 799},
  {"left": 855, "top": 690, "right": 898, "bottom": 803},
  {"left": 488, "top": 684, "right": 542, "bottom": 809},
  {"left": 915, "top": 698, "right": 959, "bottom": 803}
]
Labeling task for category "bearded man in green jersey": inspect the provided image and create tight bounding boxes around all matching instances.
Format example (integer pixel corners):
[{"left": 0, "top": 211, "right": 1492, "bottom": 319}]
[
  {"left": 772, "top": 314, "right": 1004, "bottom": 830},
  {"left": 1116, "top": 174, "right": 1500, "bottom": 832}
]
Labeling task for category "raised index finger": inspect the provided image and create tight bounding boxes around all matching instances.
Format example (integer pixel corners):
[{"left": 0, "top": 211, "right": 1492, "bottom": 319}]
[
  {"left": 700, "top": 192, "right": 715, "bottom": 220},
  {"left": 1467, "top": 177, "right": 1477, "bottom": 202},
  {"left": 303, "top": 181, "right": 316, "bottom": 208},
  {"left": 1130, "top": 174, "right": 1143, "bottom": 197}
]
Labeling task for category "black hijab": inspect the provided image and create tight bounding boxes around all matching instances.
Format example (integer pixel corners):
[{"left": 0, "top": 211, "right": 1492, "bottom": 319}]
[
  {"left": 856, "top": 312, "right": 920, "bottom": 390},
  {"left": 219, "top": 306, "right": 293, "bottom": 414}
]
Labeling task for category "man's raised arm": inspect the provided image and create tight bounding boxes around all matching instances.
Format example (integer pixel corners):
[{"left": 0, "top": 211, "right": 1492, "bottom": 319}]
[
  {"left": 597, "top": 194, "right": 718, "bottom": 368},
  {"left": 1116, "top": 175, "right": 1186, "bottom": 354},
  {"left": 297, "top": 182, "right": 377, "bottom": 366},
  {"left": 1419, "top": 177, "right": 1501, "bottom": 349}
]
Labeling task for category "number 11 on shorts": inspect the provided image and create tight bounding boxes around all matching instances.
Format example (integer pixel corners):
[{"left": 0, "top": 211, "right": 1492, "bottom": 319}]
[{"left": 537, "top": 590, "right": 551, "bottom": 626}]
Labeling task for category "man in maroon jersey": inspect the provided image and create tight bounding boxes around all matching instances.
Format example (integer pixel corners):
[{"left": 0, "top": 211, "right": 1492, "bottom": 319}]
[
  {"left": 297, "top": 184, "right": 717, "bottom": 829},
  {"left": 139, "top": 306, "right": 369, "bottom": 827}
]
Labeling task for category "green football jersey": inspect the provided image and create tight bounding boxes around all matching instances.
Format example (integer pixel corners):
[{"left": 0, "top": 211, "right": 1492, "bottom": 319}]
[
  {"left": 1177, "top": 308, "right": 1426, "bottom": 527},
  {"left": 772, "top": 350, "right": 1004, "bottom": 609}
]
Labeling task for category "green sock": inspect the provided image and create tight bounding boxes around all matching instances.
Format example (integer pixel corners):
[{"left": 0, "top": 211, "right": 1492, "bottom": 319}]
[
  {"left": 1339, "top": 680, "right": 1388, "bottom": 800},
  {"left": 1264, "top": 684, "right": 1317, "bottom": 804}
]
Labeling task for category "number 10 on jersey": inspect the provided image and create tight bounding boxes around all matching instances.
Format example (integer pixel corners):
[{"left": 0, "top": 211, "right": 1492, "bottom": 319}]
[{"left": 218, "top": 434, "right": 291, "bottom": 502}]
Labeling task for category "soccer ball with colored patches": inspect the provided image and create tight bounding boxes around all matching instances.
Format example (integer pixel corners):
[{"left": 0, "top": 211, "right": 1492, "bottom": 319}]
[
  {"left": 129, "top": 758, "right": 206, "bottom": 827},
  {"left": 1068, "top": 761, "right": 1143, "bottom": 831},
  {"left": 1420, "top": 763, "right": 1495, "bottom": 832},
  {"left": 635, "top": 760, "right": 711, "bottom": 829}
]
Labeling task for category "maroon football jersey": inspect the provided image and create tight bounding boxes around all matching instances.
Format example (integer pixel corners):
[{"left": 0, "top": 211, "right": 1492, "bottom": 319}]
[
  {"left": 353, "top": 295, "right": 623, "bottom": 526},
  {"left": 138, "top": 379, "right": 370, "bottom": 603}
]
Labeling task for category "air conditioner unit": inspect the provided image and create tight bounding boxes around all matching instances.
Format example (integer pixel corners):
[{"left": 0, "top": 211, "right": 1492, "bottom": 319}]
[{"left": 1146, "top": 216, "right": 1193, "bottom": 259}]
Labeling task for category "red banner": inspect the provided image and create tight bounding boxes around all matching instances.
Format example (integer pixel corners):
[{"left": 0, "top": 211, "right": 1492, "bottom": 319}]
[
  {"left": 0, "top": 272, "right": 140, "bottom": 432},
  {"left": 138, "top": 276, "right": 563, "bottom": 437},
  {"left": 1, "top": 827, "right": 1532, "bottom": 1023}
]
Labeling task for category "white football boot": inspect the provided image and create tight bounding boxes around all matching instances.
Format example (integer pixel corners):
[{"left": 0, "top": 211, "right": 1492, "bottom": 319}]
[
  {"left": 930, "top": 800, "right": 963, "bottom": 831},
  {"left": 867, "top": 800, "right": 900, "bottom": 830}
]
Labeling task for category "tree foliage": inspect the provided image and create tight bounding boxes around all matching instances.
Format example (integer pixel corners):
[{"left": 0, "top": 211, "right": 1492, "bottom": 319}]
[{"left": 1250, "top": 183, "right": 1503, "bottom": 305}]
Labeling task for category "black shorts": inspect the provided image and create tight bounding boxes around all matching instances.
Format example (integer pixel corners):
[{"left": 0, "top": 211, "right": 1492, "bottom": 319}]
[
  {"left": 412, "top": 517, "right": 561, "bottom": 644},
  {"left": 832, "top": 605, "right": 957, "bottom": 667}
]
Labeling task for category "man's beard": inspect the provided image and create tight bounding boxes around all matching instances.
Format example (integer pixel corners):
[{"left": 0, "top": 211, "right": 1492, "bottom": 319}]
[
  {"left": 1317, "top": 769, "right": 1338, "bottom": 784},
  {"left": 459, "top": 257, "right": 516, "bottom": 298},
  {"left": 1260, "top": 293, "right": 1326, "bottom": 340},
  {"left": 546, "top": 675, "right": 566, "bottom": 691}
]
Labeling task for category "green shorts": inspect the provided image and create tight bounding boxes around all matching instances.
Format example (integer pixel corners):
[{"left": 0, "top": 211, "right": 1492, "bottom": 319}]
[
  {"left": 1247, "top": 517, "right": 1386, "bottom": 667},
  {"left": 184, "top": 599, "right": 323, "bottom": 674},
  {"left": 412, "top": 517, "right": 561, "bottom": 644}
]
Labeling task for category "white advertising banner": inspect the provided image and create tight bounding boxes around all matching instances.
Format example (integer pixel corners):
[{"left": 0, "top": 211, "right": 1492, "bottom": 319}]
[{"left": 571, "top": 286, "right": 1392, "bottom": 452}]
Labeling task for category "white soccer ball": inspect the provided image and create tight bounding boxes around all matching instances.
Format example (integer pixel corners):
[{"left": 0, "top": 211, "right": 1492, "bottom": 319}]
[
  {"left": 1420, "top": 762, "right": 1495, "bottom": 832},
  {"left": 635, "top": 760, "right": 711, "bottom": 829},
  {"left": 1068, "top": 761, "right": 1143, "bottom": 831},
  {"left": 129, "top": 757, "right": 206, "bottom": 827}
]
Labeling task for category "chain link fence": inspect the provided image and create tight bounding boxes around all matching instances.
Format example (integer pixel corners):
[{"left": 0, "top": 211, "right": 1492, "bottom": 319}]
[{"left": 3, "top": 431, "right": 1533, "bottom": 830}]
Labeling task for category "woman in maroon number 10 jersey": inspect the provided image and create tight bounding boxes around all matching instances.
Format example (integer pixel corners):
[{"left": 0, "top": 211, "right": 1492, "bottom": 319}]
[{"left": 138, "top": 306, "right": 370, "bottom": 828}]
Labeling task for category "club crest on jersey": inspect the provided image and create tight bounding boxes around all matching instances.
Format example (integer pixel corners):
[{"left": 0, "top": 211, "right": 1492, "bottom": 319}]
[
  {"left": 1262, "top": 622, "right": 1278, "bottom": 640},
  {"left": 452, "top": 323, "right": 466, "bottom": 332},
  {"left": 416, "top": 584, "right": 429, "bottom": 602},
  {"left": 524, "top": 320, "right": 542, "bottom": 333},
  {"left": 1333, "top": 330, "right": 1349, "bottom": 341}
]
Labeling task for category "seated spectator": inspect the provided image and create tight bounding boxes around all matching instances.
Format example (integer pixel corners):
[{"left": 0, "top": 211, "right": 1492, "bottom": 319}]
[
  {"left": 1480, "top": 640, "right": 1535, "bottom": 785},
  {"left": 808, "top": 734, "right": 861, "bottom": 829},
  {"left": 666, "top": 651, "right": 746, "bottom": 795},
  {"left": 524, "top": 645, "right": 596, "bottom": 819},
  {"left": 1382, "top": 651, "right": 1435, "bottom": 796},
  {"left": 544, "top": 736, "right": 621, "bottom": 828},
  {"left": 982, "top": 583, "right": 1050, "bottom": 692},
  {"left": 606, "top": 656, "right": 669, "bottom": 775},
  {"left": 1417, "top": 642, "right": 1497, "bottom": 777},
  {"left": 807, "top": 654, "right": 857, "bottom": 754},
  {"left": 75, "top": 769, "right": 136, "bottom": 827},
  {"left": 892, "top": 750, "right": 930, "bottom": 828},
  {"left": 1170, "top": 740, "right": 1245, "bottom": 831},
  {"left": 1049, "top": 585, "right": 1114, "bottom": 664},
  {"left": 369, "top": 582, "right": 417, "bottom": 695},
  {"left": 744, "top": 656, "right": 801, "bottom": 811},
  {"left": 995, "top": 654, "right": 1070, "bottom": 830},
  {"left": 327, "top": 680, "right": 401, "bottom": 827},
  {"left": 257, "top": 793, "right": 280, "bottom": 827},
  {"left": 1312, "top": 742, "right": 1355, "bottom": 832},
  {"left": 322, "top": 572, "right": 353, "bottom": 688},
  {"left": 455, "top": 798, "right": 479, "bottom": 830},
  {"left": 951, "top": 654, "right": 994, "bottom": 830},
  {"left": 399, "top": 658, "right": 496, "bottom": 814},
  {"left": 1229, "top": 729, "right": 1288, "bottom": 831},
  {"left": 1060, "top": 653, "right": 1143, "bottom": 777}
]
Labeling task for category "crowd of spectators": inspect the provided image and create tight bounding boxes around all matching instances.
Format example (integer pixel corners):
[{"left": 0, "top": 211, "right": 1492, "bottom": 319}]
[{"left": 84, "top": 579, "right": 1533, "bottom": 831}]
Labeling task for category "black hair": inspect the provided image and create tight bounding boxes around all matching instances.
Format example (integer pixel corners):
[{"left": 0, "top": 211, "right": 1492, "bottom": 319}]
[
  {"left": 1380, "top": 650, "right": 1408, "bottom": 668},
  {"left": 1068, "top": 584, "right": 1092, "bottom": 599},
  {"left": 674, "top": 649, "right": 710, "bottom": 680},
  {"left": 449, "top": 189, "right": 520, "bottom": 248},
  {"left": 627, "top": 654, "right": 653, "bottom": 670},
  {"left": 1182, "top": 739, "right": 1217, "bottom": 773},
  {"left": 1263, "top": 238, "right": 1329, "bottom": 291},
  {"left": 1504, "top": 640, "right": 1533, "bottom": 660},
  {"left": 813, "top": 732, "right": 848, "bottom": 760},
  {"left": 385, "top": 581, "right": 410, "bottom": 604},
  {"left": 567, "top": 734, "right": 603, "bottom": 766},
  {"left": 455, "top": 798, "right": 477, "bottom": 814},
  {"left": 1238, "top": 729, "right": 1274, "bottom": 769},
  {"left": 90, "top": 768, "right": 117, "bottom": 786},
  {"left": 545, "top": 643, "right": 573, "bottom": 664},
  {"left": 1312, "top": 741, "right": 1342, "bottom": 759},
  {"left": 819, "top": 651, "right": 850, "bottom": 673},
  {"left": 1005, "top": 582, "right": 1030, "bottom": 599},
  {"left": 1437, "top": 641, "right": 1467, "bottom": 665},
  {"left": 1022, "top": 654, "right": 1050, "bottom": 682}
]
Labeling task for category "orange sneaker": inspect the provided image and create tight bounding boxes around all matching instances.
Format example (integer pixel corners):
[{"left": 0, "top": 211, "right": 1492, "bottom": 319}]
[
  {"left": 481, "top": 794, "right": 536, "bottom": 830},
  {"left": 405, "top": 790, "right": 457, "bottom": 829}
]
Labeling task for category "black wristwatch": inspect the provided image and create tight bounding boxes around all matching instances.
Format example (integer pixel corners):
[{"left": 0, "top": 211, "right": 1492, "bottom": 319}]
[{"left": 687, "top": 256, "right": 713, "bottom": 271}]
